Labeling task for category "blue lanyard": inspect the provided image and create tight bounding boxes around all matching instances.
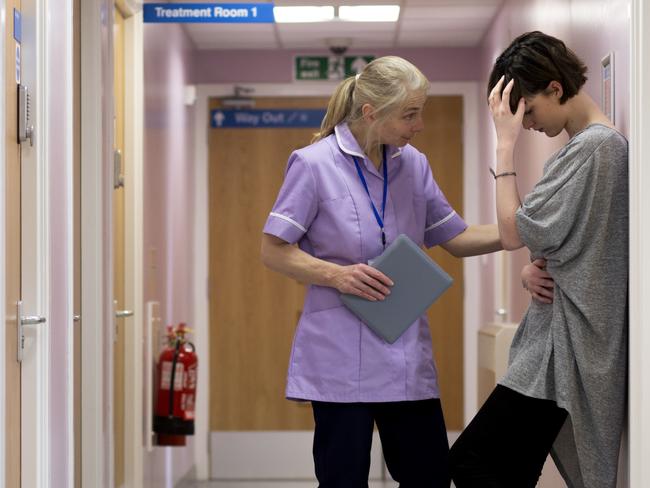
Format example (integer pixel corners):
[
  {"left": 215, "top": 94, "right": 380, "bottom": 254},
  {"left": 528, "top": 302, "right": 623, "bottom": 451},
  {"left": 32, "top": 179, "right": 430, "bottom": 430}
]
[{"left": 352, "top": 146, "right": 388, "bottom": 248}]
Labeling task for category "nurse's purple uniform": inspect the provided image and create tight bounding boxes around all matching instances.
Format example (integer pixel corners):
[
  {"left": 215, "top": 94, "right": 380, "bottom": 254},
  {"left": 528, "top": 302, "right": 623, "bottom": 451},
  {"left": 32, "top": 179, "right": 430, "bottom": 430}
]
[{"left": 263, "top": 122, "right": 467, "bottom": 403}]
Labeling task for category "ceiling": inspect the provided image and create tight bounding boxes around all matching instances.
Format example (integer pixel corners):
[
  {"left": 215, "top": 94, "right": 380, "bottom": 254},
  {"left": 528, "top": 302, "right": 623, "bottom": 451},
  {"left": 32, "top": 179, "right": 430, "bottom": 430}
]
[{"left": 166, "top": 0, "right": 504, "bottom": 50}]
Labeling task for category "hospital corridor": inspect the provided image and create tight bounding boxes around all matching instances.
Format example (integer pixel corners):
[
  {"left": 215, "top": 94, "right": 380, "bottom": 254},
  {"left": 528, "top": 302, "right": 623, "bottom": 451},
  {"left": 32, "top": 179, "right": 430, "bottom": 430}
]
[{"left": 1, "top": 0, "right": 649, "bottom": 487}]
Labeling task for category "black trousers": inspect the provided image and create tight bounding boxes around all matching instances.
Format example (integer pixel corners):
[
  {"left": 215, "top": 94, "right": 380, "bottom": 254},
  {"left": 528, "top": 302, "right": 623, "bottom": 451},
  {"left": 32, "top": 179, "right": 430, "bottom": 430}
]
[
  {"left": 311, "top": 399, "right": 450, "bottom": 488},
  {"left": 449, "top": 384, "right": 568, "bottom": 488}
]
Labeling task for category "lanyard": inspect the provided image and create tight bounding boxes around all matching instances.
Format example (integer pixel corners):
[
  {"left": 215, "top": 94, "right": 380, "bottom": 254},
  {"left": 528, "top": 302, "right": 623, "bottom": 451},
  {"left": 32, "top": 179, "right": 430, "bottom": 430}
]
[{"left": 352, "top": 146, "right": 388, "bottom": 248}]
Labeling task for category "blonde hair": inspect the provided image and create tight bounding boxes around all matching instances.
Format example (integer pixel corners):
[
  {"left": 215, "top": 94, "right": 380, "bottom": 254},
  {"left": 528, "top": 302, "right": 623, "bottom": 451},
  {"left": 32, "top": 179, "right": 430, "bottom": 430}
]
[{"left": 312, "top": 56, "right": 429, "bottom": 153}]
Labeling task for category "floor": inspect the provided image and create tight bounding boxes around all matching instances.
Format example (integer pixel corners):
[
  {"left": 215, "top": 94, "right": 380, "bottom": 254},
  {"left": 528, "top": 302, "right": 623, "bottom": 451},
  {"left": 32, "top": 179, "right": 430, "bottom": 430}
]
[
  {"left": 182, "top": 482, "right": 399, "bottom": 488},
  {"left": 183, "top": 432, "right": 464, "bottom": 487}
]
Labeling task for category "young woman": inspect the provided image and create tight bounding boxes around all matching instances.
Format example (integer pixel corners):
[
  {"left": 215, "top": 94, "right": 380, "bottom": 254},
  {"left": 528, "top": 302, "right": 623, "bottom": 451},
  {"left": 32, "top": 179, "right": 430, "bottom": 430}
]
[
  {"left": 261, "top": 56, "right": 501, "bottom": 487},
  {"left": 449, "top": 32, "right": 628, "bottom": 488}
]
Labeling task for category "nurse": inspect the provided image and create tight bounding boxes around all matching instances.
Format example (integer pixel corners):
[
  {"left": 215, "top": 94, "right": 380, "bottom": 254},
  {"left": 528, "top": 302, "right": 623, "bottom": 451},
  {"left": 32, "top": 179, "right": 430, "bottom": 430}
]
[{"left": 261, "top": 56, "right": 501, "bottom": 487}]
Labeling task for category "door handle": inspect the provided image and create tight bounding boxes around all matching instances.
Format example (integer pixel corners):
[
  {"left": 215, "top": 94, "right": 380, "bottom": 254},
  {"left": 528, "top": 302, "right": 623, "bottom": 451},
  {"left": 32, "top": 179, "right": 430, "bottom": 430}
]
[
  {"left": 113, "top": 300, "right": 133, "bottom": 343},
  {"left": 16, "top": 301, "right": 47, "bottom": 362}
]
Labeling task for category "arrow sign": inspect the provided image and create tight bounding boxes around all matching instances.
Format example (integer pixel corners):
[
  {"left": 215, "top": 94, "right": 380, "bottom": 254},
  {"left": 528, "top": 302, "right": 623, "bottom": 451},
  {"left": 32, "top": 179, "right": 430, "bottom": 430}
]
[{"left": 211, "top": 109, "right": 325, "bottom": 129}]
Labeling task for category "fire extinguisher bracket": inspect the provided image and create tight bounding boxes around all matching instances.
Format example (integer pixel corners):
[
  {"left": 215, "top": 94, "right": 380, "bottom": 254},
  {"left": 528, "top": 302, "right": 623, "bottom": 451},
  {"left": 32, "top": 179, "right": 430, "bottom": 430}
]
[{"left": 153, "top": 415, "right": 195, "bottom": 436}]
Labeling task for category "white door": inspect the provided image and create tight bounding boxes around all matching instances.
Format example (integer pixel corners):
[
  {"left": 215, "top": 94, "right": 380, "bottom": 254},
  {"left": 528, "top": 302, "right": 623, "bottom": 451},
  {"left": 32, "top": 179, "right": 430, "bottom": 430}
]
[{"left": 18, "top": 0, "right": 50, "bottom": 485}]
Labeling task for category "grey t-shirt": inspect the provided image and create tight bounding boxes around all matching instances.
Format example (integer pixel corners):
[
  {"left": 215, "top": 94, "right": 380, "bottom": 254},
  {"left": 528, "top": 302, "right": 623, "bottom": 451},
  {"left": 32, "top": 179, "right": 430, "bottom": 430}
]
[{"left": 500, "top": 124, "right": 628, "bottom": 488}]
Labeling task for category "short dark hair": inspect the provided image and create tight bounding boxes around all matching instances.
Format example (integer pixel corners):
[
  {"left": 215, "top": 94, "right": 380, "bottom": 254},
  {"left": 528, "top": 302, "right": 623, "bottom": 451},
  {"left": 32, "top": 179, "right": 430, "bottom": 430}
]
[{"left": 487, "top": 31, "right": 588, "bottom": 113}]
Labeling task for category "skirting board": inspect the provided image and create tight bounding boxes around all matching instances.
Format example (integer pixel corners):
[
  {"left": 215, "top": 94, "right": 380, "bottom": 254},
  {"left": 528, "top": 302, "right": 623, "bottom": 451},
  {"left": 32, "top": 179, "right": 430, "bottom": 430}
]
[
  {"left": 210, "top": 431, "right": 384, "bottom": 480},
  {"left": 211, "top": 431, "right": 462, "bottom": 480}
]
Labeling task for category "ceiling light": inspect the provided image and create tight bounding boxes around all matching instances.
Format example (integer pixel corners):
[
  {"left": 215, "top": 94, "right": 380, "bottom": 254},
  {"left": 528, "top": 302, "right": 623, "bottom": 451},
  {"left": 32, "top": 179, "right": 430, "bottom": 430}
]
[
  {"left": 273, "top": 6, "right": 335, "bottom": 23},
  {"left": 338, "top": 5, "right": 400, "bottom": 22}
]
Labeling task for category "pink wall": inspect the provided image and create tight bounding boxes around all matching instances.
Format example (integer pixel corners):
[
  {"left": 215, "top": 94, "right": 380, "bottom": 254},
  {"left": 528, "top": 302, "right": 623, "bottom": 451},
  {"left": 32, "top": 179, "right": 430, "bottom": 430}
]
[
  {"left": 477, "top": 0, "right": 631, "bottom": 324},
  {"left": 193, "top": 47, "right": 481, "bottom": 83},
  {"left": 143, "top": 21, "right": 197, "bottom": 487}
]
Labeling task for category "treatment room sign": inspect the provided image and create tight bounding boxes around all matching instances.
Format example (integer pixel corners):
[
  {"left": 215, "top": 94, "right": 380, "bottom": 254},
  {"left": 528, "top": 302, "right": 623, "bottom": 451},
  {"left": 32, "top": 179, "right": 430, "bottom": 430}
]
[
  {"left": 143, "top": 3, "right": 275, "bottom": 23},
  {"left": 210, "top": 109, "right": 325, "bottom": 129}
]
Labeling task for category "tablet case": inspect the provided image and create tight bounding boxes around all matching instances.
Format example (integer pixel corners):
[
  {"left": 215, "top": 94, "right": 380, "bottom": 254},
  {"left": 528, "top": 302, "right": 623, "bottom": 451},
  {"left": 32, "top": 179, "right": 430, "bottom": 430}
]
[{"left": 340, "top": 234, "right": 453, "bottom": 343}]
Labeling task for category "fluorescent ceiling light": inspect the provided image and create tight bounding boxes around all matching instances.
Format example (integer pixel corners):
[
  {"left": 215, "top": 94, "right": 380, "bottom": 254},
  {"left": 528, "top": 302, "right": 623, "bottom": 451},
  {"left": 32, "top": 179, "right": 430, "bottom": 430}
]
[
  {"left": 274, "top": 6, "right": 335, "bottom": 23},
  {"left": 339, "top": 5, "right": 400, "bottom": 22}
]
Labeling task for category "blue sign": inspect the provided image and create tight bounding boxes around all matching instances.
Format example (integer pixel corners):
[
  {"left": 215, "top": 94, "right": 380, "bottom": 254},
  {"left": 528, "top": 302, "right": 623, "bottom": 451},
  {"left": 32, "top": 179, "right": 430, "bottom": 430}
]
[
  {"left": 211, "top": 109, "right": 325, "bottom": 129},
  {"left": 144, "top": 3, "right": 275, "bottom": 23},
  {"left": 13, "top": 9, "right": 21, "bottom": 43}
]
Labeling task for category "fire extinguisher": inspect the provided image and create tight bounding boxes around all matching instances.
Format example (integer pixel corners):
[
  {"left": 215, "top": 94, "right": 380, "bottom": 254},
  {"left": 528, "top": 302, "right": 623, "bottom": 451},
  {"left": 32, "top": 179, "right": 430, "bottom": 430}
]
[{"left": 153, "top": 323, "right": 197, "bottom": 445}]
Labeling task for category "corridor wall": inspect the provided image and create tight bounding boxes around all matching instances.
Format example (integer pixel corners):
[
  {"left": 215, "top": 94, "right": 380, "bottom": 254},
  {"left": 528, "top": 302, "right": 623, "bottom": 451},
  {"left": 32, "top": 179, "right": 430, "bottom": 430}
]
[
  {"left": 477, "top": 0, "right": 631, "bottom": 327},
  {"left": 143, "top": 19, "right": 198, "bottom": 488},
  {"left": 192, "top": 46, "right": 482, "bottom": 83}
]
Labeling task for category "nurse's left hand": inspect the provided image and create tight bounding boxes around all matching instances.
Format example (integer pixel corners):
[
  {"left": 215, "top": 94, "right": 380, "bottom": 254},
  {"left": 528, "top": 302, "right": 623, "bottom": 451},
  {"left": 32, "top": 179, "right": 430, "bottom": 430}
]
[
  {"left": 488, "top": 76, "right": 525, "bottom": 148},
  {"left": 331, "top": 264, "right": 393, "bottom": 301}
]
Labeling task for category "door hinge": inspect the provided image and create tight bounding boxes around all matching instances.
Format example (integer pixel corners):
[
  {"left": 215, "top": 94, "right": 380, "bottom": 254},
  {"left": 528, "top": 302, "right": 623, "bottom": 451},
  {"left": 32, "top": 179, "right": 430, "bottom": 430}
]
[{"left": 114, "top": 149, "right": 124, "bottom": 189}]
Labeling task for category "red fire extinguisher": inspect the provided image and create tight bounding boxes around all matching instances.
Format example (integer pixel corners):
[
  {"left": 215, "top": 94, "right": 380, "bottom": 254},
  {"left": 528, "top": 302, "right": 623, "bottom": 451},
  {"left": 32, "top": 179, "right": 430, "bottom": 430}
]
[{"left": 154, "top": 323, "right": 198, "bottom": 445}]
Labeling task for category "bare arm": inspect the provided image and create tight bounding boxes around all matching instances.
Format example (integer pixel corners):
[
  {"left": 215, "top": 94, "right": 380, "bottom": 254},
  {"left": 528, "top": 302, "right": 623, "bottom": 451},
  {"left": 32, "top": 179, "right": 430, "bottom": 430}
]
[
  {"left": 489, "top": 76, "right": 526, "bottom": 250},
  {"left": 494, "top": 145, "right": 525, "bottom": 250},
  {"left": 440, "top": 224, "right": 502, "bottom": 257},
  {"left": 260, "top": 234, "right": 394, "bottom": 301}
]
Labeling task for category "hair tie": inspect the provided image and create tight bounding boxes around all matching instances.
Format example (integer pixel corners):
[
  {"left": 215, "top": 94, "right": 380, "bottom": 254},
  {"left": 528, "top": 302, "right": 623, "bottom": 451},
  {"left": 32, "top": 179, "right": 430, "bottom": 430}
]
[{"left": 355, "top": 73, "right": 361, "bottom": 81}]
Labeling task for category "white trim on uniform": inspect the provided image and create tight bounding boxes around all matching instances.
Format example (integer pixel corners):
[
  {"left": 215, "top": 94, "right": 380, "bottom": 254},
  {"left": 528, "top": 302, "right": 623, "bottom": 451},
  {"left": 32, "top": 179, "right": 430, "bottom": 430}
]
[
  {"left": 334, "top": 124, "right": 366, "bottom": 159},
  {"left": 269, "top": 212, "right": 307, "bottom": 233},
  {"left": 425, "top": 211, "right": 458, "bottom": 232},
  {"left": 333, "top": 124, "right": 402, "bottom": 160}
]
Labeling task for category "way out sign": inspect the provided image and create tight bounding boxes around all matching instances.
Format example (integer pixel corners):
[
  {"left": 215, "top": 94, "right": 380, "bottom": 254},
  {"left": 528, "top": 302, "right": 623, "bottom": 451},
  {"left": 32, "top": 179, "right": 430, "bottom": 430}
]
[
  {"left": 144, "top": 3, "right": 275, "bottom": 23},
  {"left": 211, "top": 109, "right": 326, "bottom": 129}
]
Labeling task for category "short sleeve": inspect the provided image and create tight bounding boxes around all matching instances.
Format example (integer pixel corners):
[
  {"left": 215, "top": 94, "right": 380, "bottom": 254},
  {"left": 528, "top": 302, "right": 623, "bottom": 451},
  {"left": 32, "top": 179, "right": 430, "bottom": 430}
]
[
  {"left": 420, "top": 156, "right": 467, "bottom": 248},
  {"left": 516, "top": 149, "right": 597, "bottom": 258},
  {"left": 263, "top": 152, "right": 318, "bottom": 244}
]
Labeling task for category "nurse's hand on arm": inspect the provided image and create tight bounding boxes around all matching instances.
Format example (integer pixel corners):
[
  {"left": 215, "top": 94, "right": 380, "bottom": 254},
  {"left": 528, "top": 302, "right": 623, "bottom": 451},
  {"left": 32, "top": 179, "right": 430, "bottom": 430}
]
[
  {"left": 440, "top": 224, "right": 502, "bottom": 257},
  {"left": 521, "top": 258, "right": 554, "bottom": 304},
  {"left": 261, "top": 234, "right": 393, "bottom": 302},
  {"left": 489, "top": 76, "right": 526, "bottom": 251}
]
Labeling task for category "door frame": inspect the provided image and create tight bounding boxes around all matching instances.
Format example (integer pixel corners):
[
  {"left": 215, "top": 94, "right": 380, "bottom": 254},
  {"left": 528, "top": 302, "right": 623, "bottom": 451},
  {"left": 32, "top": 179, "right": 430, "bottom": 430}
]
[
  {"left": 80, "top": 0, "right": 113, "bottom": 485},
  {"left": 119, "top": 3, "right": 144, "bottom": 487},
  {"left": 22, "top": 0, "right": 50, "bottom": 481},
  {"left": 0, "top": 0, "right": 6, "bottom": 482},
  {"left": 629, "top": 0, "right": 650, "bottom": 486},
  {"left": 193, "top": 81, "right": 481, "bottom": 478},
  {"left": 80, "top": 0, "right": 144, "bottom": 485}
]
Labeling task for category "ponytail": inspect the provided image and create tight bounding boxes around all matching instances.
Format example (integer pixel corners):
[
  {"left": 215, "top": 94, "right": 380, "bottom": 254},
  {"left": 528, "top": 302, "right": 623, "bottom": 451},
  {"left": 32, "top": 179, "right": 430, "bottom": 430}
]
[
  {"left": 311, "top": 56, "right": 429, "bottom": 149},
  {"left": 312, "top": 76, "right": 356, "bottom": 143}
]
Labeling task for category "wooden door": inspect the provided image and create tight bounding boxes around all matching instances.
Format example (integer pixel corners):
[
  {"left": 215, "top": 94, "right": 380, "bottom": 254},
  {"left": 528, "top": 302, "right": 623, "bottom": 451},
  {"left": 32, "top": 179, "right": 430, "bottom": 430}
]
[
  {"left": 5, "top": 0, "right": 22, "bottom": 486},
  {"left": 112, "top": 6, "right": 126, "bottom": 486},
  {"left": 419, "top": 96, "right": 464, "bottom": 430},
  {"left": 209, "top": 97, "right": 324, "bottom": 430},
  {"left": 208, "top": 96, "right": 464, "bottom": 431}
]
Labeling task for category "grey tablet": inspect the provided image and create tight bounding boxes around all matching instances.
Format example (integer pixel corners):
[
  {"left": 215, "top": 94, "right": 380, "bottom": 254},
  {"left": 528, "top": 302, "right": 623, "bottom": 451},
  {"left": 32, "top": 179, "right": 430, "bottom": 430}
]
[{"left": 340, "top": 234, "right": 453, "bottom": 344}]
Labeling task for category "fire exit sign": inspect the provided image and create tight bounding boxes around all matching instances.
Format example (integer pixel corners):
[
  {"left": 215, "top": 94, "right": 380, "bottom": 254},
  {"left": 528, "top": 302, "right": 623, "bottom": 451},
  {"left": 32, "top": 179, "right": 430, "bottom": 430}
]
[{"left": 295, "top": 55, "right": 375, "bottom": 81}]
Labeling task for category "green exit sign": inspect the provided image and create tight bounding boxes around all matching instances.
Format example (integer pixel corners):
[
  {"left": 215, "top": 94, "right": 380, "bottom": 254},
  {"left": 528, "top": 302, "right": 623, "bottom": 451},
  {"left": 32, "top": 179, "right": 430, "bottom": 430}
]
[{"left": 295, "top": 55, "right": 375, "bottom": 81}]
